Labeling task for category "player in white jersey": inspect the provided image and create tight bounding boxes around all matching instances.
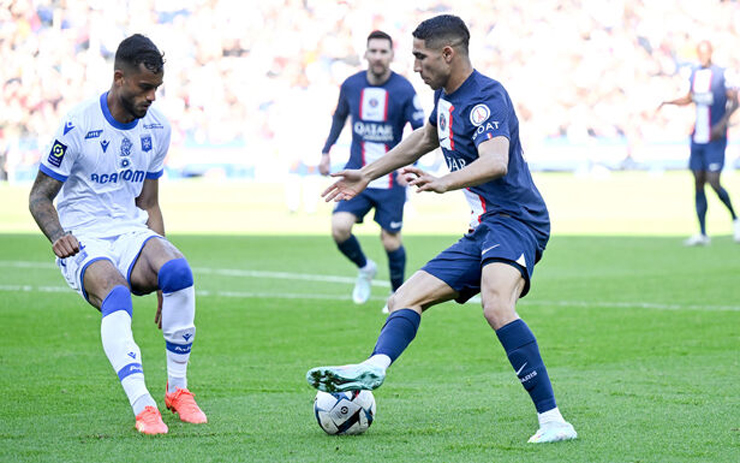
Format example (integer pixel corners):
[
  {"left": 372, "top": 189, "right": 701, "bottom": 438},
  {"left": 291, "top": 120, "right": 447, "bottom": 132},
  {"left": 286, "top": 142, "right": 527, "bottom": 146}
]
[
  {"left": 660, "top": 40, "right": 740, "bottom": 245},
  {"left": 29, "top": 34, "right": 207, "bottom": 435}
]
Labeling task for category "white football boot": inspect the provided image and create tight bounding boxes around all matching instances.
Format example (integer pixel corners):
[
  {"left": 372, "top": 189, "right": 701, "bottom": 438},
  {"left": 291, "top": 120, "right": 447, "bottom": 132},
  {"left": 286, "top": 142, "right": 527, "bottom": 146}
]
[
  {"left": 683, "top": 234, "right": 710, "bottom": 246},
  {"left": 733, "top": 219, "right": 740, "bottom": 243},
  {"left": 528, "top": 421, "right": 578, "bottom": 444},
  {"left": 352, "top": 259, "right": 377, "bottom": 304}
]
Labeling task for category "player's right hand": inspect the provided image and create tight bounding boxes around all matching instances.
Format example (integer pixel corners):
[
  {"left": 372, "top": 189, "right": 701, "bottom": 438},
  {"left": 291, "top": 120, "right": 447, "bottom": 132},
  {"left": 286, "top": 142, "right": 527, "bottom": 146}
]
[
  {"left": 321, "top": 169, "right": 369, "bottom": 202},
  {"left": 52, "top": 232, "right": 80, "bottom": 258}
]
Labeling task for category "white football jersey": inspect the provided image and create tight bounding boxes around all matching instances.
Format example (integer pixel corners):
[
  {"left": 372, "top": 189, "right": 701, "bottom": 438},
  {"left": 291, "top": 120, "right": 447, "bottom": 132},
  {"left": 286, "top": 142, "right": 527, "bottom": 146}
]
[{"left": 40, "top": 92, "right": 170, "bottom": 238}]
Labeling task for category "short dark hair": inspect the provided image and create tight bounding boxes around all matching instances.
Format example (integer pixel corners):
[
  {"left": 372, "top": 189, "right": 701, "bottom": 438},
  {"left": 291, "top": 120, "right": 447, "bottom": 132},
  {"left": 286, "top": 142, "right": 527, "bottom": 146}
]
[
  {"left": 412, "top": 14, "right": 470, "bottom": 53},
  {"left": 367, "top": 30, "right": 393, "bottom": 48},
  {"left": 114, "top": 34, "right": 165, "bottom": 74}
]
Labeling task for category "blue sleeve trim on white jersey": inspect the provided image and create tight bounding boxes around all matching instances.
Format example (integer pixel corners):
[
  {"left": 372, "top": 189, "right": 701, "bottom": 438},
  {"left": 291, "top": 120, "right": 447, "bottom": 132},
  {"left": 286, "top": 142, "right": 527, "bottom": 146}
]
[
  {"left": 146, "top": 170, "right": 164, "bottom": 179},
  {"left": 39, "top": 164, "right": 68, "bottom": 182}
]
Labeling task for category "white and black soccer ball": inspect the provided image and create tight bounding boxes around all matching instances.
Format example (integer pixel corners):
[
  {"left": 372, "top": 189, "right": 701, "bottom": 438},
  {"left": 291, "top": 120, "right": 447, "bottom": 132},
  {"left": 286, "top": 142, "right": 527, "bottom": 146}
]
[{"left": 313, "top": 390, "right": 376, "bottom": 435}]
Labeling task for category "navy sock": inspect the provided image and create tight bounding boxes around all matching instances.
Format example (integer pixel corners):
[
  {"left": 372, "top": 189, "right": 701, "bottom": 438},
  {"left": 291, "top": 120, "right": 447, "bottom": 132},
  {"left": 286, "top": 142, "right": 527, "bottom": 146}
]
[
  {"left": 696, "top": 190, "right": 708, "bottom": 235},
  {"left": 715, "top": 187, "right": 737, "bottom": 220},
  {"left": 371, "top": 308, "right": 421, "bottom": 364},
  {"left": 496, "top": 319, "right": 556, "bottom": 413},
  {"left": 337, "top": 235, "right": 367, "bottom": 268},
  {"left": 386, "top": 246, "right": 406, "bottom": 292}
]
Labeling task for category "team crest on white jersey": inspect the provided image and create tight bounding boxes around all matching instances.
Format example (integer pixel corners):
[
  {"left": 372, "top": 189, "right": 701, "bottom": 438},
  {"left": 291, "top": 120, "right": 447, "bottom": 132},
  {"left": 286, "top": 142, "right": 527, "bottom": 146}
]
[
  {"left": 141, "top": 134, "right": 152, "bottom": 152},
  {"left": 470, "top": 104, "right": 490, "bottom": 126},
  {"left": 120, "top": 137, "right": 132, "bottom": 157}
]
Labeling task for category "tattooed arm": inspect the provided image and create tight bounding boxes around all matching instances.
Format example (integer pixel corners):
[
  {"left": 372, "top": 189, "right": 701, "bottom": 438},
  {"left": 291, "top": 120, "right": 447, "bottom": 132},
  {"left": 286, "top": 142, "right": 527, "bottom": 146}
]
[{"left": 28, "top": 171, "right": 80, "bottom": 258}]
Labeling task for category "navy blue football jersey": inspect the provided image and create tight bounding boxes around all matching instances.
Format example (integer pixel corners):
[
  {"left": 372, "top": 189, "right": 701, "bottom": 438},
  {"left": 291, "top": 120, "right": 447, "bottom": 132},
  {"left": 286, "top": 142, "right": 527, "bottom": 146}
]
[
  {"left": 689, "top": 64, "right": 733, "bottom": 144},
  {"left": 323, "top": 71, "right": 424, "bottom": 189},
  {"left": 429, "top": 70, "right": 550, "bottom": 248}
]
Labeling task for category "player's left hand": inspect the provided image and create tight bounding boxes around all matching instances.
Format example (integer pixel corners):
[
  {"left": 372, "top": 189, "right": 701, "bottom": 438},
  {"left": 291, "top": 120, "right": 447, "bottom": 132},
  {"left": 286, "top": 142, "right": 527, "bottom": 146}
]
[
  {"left": 402, "top": 166, "right": 449, "bottom": 194},
  {"left": 154, "top": 290, "right": 163, "bottom": 329}
]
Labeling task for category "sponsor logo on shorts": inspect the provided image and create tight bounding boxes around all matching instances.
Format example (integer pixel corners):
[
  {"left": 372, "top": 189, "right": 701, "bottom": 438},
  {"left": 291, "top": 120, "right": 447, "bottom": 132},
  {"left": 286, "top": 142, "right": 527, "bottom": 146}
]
[
  {"left": 481, "top": 244, "right": 500, "bottom": 255},
  {"left": 389, "top": 221, "right": 403, "bottom": 229}
]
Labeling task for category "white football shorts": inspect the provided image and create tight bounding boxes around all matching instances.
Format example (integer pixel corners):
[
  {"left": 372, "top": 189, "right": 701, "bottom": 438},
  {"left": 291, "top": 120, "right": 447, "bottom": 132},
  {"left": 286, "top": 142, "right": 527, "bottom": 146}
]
[{"left": 56, "top": 228, "right": 162, "bottom": 300}]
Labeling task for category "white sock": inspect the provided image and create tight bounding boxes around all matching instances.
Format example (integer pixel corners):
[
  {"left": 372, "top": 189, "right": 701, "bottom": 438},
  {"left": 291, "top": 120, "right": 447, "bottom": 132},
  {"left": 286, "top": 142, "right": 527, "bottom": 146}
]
[
  {"left": 362, "top": 354, "right": 391, "bottom": 372},
  {"left": 101, "top": 310, "right": 153, "bottom": 416},
  {"left": 537, "top": 407, "right": 565, "bottom": 427},
  {"left": 161, "top": 286, "right": 196, "bottom": 391}
]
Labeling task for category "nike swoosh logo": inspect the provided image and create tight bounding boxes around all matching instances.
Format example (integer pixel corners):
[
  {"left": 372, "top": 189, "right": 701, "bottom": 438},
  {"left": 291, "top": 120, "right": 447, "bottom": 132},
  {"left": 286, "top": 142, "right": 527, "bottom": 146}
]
[
  {"left": 481, "top": 244, "right": 500, "bottom": 255},
  {"left": 515, "top": 362, "right": 528, "bottom": 376},
  {"left": 389, "top": 221, "right": 403, "bottom": 228}
]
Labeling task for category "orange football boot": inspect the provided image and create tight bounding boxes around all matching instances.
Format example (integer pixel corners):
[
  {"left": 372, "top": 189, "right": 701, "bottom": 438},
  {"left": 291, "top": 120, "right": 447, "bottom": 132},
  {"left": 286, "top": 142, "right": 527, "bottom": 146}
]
[
  {"left": 135, "top": 406, "right": 168, "bottom": 435},
  {"left": 165, "top": 385, "right": 208, "bottom": 424}
]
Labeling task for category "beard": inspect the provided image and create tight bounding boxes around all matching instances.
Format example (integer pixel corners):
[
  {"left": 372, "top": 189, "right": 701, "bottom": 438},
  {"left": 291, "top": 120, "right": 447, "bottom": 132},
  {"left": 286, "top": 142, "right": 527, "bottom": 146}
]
[{"left": 121, "top": 95, "right": 148, "bottom": 119}]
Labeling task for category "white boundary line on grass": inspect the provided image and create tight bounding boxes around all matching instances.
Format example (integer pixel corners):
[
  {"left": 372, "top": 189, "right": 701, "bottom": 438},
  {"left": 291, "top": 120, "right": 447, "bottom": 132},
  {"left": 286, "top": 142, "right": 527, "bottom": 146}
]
[{"left": 1, "top": 260, "right": 739, "bottom": 312}]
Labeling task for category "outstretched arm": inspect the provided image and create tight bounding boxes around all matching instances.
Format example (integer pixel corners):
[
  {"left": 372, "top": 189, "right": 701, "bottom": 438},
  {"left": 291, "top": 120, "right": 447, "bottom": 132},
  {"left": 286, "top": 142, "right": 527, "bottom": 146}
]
[
  {"left": 659, "top": 91, "right": 692, "bottom": 108},
  {"left": 28, "top": 171, "right": 79, "bottom": 258},
  {"left": 322, "top": 122, "right": 439, "bottom": 202}
]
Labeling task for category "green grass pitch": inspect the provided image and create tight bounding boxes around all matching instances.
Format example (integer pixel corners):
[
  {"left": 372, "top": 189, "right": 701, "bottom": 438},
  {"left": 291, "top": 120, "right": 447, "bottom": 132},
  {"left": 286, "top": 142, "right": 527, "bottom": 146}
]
[{"left": 0, "top": 174, "right": 739, "bottom": 462}]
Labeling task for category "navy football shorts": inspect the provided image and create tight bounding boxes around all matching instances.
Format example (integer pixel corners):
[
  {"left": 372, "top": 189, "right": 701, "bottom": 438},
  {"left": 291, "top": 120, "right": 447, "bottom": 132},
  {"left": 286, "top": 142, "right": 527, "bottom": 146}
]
[
  {"left": 690, "top": 139, "right": 727, "bottom": 172},
  {"left": 421, "top": 216, "right": 544, "bottom": 302},
  {"left": 334, "top": 187, "right": 406, "bottom": 233}
]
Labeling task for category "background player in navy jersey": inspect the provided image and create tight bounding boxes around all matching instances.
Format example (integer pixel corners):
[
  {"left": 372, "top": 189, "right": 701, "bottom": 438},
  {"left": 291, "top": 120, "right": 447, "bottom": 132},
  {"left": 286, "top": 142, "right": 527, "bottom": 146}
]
[
  {"left": 320, "top": 30, "right": 425, "bottom": 309},
  {"left": 307, "top": 15, "right": 576, "bottom": 443},
  {"left": 28, "top": 35, "right": 206, "bottom": 435},
  {"left": 659, "top": 40, "right": 740, "bottom": 246}
]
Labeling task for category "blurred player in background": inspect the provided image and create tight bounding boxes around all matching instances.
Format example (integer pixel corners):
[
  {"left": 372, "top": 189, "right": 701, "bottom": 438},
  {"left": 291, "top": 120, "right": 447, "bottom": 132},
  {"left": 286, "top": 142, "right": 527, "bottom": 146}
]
[
  {"left": 28, "top": 34, "right": 206, "bottom": 435},
  {"left": 308, "top": 15, "right": 576, "bottom": 443},
  {"left": 320, "top": 30, "right": 425, "bottom": 310},
  {"left": 659, "top": 40, "right": 740, "bottom": 246}
]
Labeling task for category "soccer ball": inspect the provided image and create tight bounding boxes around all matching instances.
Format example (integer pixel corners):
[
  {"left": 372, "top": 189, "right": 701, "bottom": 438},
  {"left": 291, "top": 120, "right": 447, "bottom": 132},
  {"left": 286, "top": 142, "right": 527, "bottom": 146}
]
[{"left": 313, "top": 390, "right": 376, "bottom": 435}]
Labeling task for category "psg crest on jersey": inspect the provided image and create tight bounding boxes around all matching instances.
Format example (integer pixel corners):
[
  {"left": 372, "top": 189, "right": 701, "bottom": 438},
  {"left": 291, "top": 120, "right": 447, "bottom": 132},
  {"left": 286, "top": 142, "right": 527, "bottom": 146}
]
[
  {"left": 141, "top": 134, "right": 152, "bottom": 152},
  {"left": 439, "top": 113, "right": 448, "bottom": 131}
]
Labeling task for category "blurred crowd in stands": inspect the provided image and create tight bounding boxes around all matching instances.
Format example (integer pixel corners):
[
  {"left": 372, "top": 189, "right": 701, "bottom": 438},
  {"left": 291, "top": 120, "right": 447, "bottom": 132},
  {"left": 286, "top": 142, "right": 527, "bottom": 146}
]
[{"left": 2, "top": 0, "right": 740, "bottom": 181}]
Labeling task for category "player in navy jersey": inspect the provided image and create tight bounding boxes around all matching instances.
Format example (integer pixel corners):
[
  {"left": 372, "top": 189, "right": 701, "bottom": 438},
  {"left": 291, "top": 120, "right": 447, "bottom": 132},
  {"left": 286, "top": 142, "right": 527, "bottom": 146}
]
[
  {"left": 660, "top": 40, "right": 740, "bottom": 246},
  {"left": 28, "top": 35, "right": 206, "bottom": 435},
  {"left": 307, "top": 15, "right": 576, "bottom": 443},
  {"left": 320, "top": 30, "right": 425, "bottom": 309}
]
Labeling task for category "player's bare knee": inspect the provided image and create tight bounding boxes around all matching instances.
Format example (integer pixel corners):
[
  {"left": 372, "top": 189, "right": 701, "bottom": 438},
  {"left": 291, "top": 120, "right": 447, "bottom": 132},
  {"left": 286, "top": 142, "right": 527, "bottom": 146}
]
[
  {"left": 482, "top": 296, "right": 517, "bottom": 330},
  {"left": 332, "top": 227, "right": 351, "bottom": 243},
  {"left": 380, "top": 231, "right": 402, "bottom": 252}
]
